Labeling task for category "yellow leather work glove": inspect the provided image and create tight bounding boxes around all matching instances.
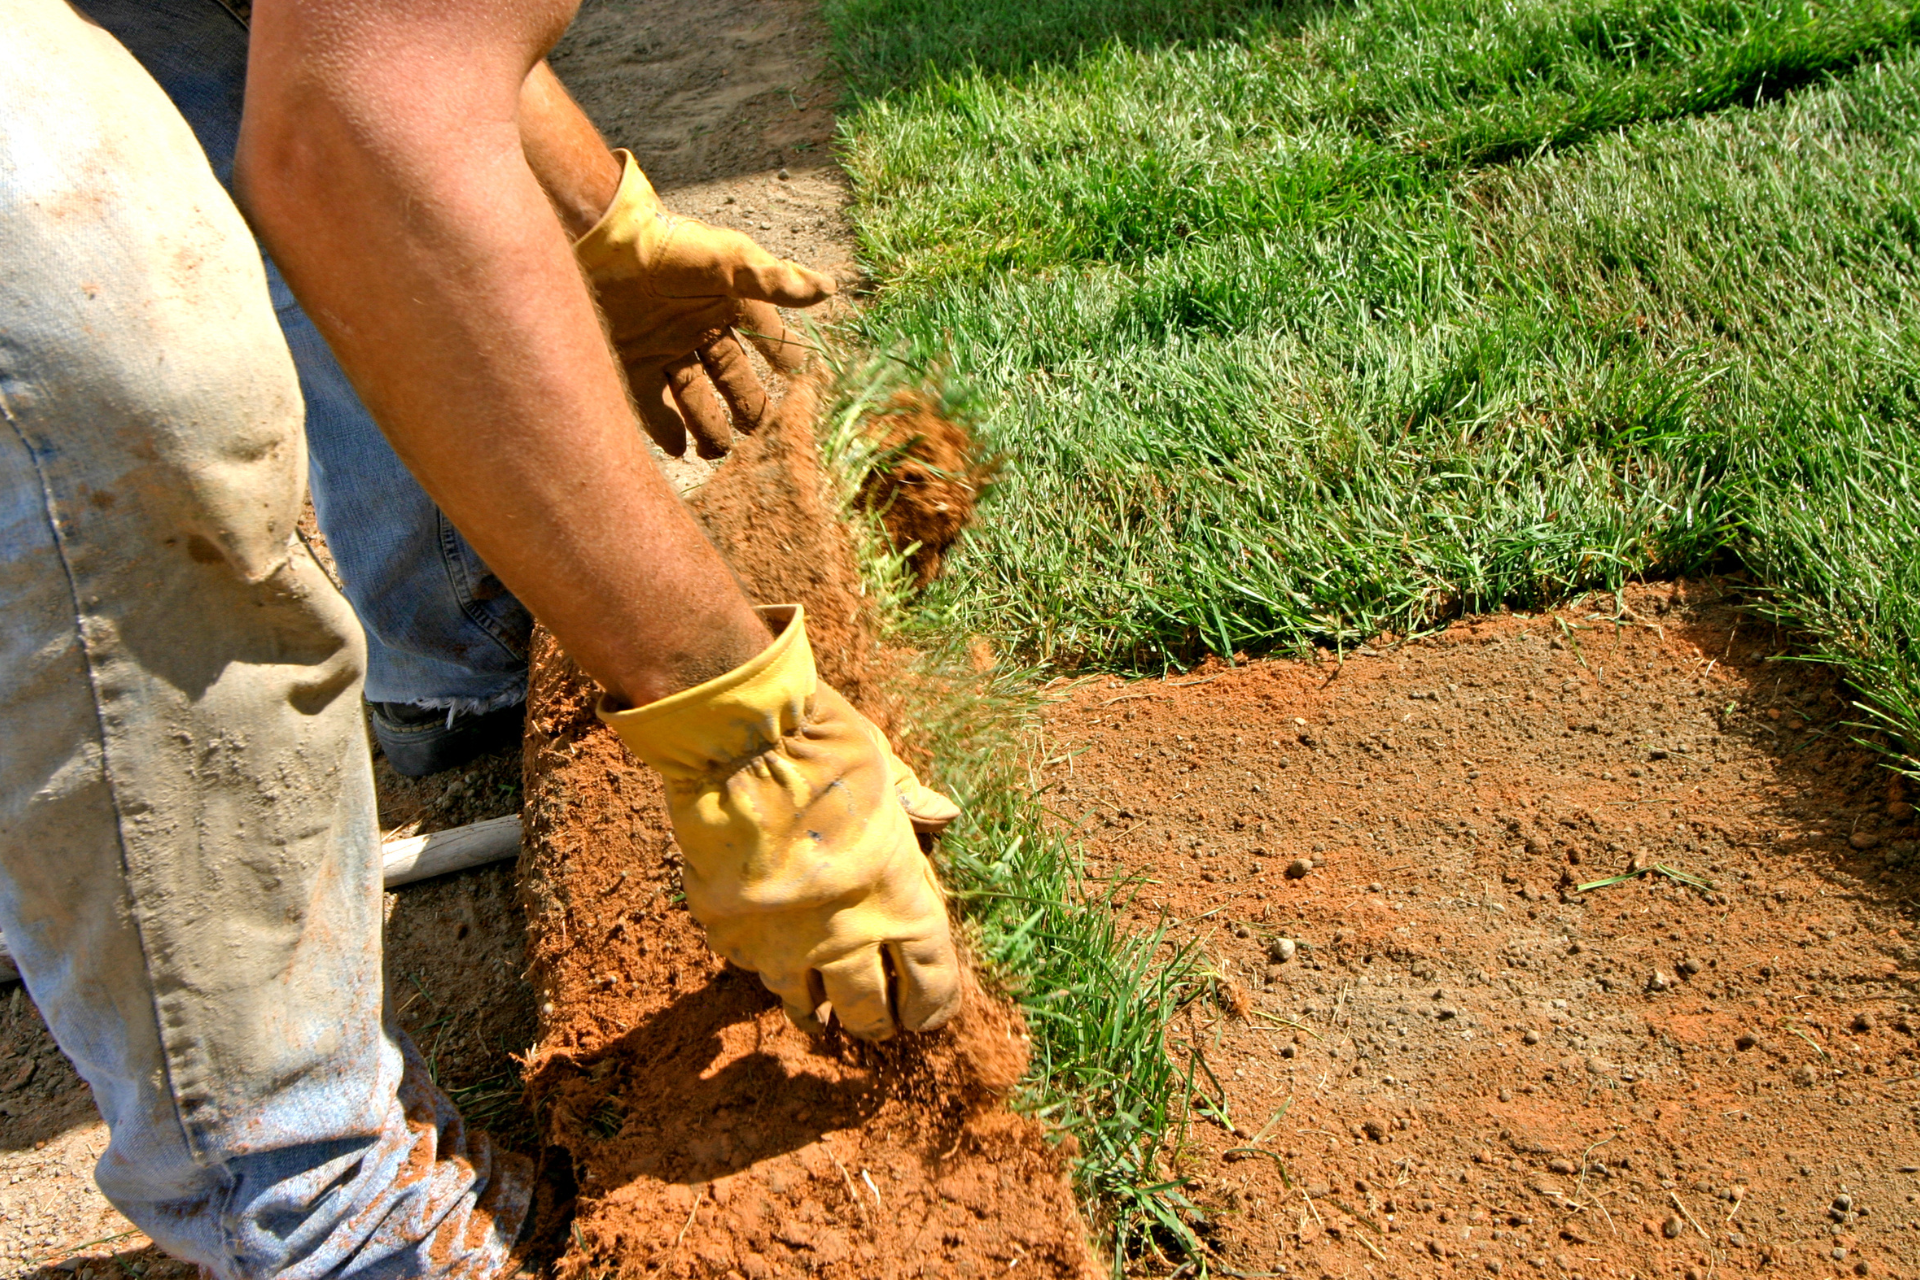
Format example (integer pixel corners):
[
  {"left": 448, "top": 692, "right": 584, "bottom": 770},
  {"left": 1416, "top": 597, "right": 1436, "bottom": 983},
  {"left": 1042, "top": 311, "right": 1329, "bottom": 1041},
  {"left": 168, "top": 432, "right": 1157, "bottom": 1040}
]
[
  {"left": 598, "top": 605, "right": 962, "bottom": 1040},
  {"left": 575, "top": 151, "right": 835, "bottom": 461},
  {"left": 881, "top": 738, "right": 961, "bottom": 834}
]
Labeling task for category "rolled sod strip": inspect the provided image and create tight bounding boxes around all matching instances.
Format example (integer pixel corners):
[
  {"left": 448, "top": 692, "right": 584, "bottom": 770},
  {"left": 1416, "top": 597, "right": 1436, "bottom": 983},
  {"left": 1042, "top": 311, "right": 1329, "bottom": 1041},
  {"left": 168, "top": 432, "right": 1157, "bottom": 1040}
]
[
  {"left": 0, "top": 813, "right": 523, "bottom": 982},
  {"left": 517, "top": 390, "right": 1099, "bottom": 1279}
]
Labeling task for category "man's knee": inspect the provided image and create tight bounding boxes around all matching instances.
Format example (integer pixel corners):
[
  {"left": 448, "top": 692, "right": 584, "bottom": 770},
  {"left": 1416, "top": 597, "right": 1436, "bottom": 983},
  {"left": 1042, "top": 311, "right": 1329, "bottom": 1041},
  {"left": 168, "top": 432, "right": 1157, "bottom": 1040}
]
[{"left": 2, "top": 0, "right": 308, "bottom": 583}]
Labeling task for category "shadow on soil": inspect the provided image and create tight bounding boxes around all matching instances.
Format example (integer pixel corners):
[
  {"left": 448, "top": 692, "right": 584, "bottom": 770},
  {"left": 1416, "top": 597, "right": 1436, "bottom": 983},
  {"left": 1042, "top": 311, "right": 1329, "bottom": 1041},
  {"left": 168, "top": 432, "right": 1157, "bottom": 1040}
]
[
  {"left": 19, "top": 1244, "right": 198, "bottom": 1280},
  {"left": 526, "top": 965, "right": 894, "bottom": 1184},
  {"left": 0, "top": 989, "right": 98, "bottom": 1155}
]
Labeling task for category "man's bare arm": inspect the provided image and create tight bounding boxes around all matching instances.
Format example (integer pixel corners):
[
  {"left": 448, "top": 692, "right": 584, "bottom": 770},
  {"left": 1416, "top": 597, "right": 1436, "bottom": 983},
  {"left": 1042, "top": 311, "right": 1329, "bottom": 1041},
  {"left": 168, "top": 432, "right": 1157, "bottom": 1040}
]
[
  {"left": 518, "top": 61, "right": 620, "bottom": 238},
  {"left": 510, "top": 60, "right": 835, "bottom": 458},
  {"left": 236, "top": 0, "right": 768, "bottom": 707}
]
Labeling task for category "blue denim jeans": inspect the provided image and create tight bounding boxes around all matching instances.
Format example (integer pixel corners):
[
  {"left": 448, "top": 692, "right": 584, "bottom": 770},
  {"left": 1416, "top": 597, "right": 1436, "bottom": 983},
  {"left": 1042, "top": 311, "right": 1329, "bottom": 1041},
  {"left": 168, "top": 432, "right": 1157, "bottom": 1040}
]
[
  {"left": 0, "top": 1, "right": 529, "bottom": 1272},
  {"left": 73, "top": 0, "right": 534, "bottom": 715}
]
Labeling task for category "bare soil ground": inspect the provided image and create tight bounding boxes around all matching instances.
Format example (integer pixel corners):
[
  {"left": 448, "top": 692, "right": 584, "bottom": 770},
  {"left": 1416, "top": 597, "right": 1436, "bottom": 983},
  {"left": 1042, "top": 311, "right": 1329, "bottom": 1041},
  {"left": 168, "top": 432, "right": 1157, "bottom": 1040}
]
[
  {"left": 1039, "top": 579, "right": 1920, "bottom": 1278},
  {"left": 516, "top": 388, "right": 1097, "bottom": 1280}
]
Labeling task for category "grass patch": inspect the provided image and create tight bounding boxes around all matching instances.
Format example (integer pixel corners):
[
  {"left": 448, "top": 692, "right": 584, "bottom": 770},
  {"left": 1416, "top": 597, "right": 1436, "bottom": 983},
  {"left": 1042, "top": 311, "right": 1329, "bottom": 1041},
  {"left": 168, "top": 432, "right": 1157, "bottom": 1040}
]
[
  {"left": 816, "top": 375, "right": 1206, "bottom": 1269},
  {"left": 813, "top": 0, "right": 1920, "bottom": 1269},
  {"left": 828, "top": 0, "right": 1278, "bottom": 98},
  {"left": 838, "top": 0, "right": 1920, "bottom": 292},
  {"left": 449, "top": 1065, "right": 543, "bottom": 1153},
  {"left": 827, "top": 0, "right": 1920, "bottom": 763},
  {"left": 902, "top": 655, "right": 1206, "bottom": 1269}
]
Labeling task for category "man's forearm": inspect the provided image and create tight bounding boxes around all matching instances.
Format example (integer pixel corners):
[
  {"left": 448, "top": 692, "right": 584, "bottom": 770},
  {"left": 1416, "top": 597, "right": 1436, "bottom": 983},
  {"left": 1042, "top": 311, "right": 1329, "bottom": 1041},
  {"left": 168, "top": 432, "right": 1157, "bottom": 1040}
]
[
  {"left": 519, "top": 62, "right": 620, "bottom": 239},
  {"left": 237, "top": 0, "right": 768, "bottom": 707}
]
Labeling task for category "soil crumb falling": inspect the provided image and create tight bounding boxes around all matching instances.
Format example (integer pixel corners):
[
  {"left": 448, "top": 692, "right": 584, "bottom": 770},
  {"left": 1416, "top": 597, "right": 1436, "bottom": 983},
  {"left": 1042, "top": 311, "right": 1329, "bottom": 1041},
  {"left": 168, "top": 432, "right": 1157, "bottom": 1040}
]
[
  {"left": 519, "top": 387, "right": 1097, "bottom": 1278},
  {"left": 855, "top": 389, "right": 995, "bottom": 588}
]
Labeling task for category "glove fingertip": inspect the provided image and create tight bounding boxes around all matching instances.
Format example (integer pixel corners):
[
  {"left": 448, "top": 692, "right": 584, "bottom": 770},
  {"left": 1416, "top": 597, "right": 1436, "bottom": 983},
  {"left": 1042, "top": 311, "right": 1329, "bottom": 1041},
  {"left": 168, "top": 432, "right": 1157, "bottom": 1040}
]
[
  {"left": 756, "top": 339, "right": 811, "bottom": 378},
  {"left": 783, "top": 1002, "right": 827, "bottom": 1035},
  {"left": 747, "top": 263, "right": 838, "bottom": 309},
  {"left": 650, "top": 425, "right": 689, "bottom": 458},
  {"left": 907, "top": 991, "right": 961, "bottom": 1033},
  {"left": 666, "top": 355, "right": 735, "bottom": 459},
  {"left": 733, "top": 299, "right": 813, "bottom": 377},
  {"left": 904, "top": 789, "right": 962, "bottom": 835},
  {"left": 891, "top": 939, "right": 963, "bottom": 1034},
  {"left": 837, "top": 1013, "right": 898, "bottom": 1044},
  {"left": 794, "top": 266, "right": 838, "bottom": 303},
  {"left": 629, "top": 365, "right": 691, "bottom": 457},
  {"left": 698, "top": 334, "right": 771, "bottom": 434}
]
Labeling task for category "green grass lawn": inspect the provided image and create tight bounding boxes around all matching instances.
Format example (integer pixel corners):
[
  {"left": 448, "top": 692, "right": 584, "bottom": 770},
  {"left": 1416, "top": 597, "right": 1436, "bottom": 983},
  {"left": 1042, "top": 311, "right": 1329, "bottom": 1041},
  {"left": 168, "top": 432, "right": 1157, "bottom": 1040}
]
[
  {"left": 826, "top": 0, "right": 1920, "bottom": 735},
  {"left": 818, "top": 0, "right": 1920, "bottom": 1267}
]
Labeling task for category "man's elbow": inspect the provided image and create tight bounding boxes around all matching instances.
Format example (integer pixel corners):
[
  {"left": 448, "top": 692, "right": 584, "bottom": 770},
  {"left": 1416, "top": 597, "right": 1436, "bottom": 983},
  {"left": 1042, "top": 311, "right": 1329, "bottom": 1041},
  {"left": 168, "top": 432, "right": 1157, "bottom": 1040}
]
[{"left": 232, "top": 100, "right": 322, "bottom": 250}]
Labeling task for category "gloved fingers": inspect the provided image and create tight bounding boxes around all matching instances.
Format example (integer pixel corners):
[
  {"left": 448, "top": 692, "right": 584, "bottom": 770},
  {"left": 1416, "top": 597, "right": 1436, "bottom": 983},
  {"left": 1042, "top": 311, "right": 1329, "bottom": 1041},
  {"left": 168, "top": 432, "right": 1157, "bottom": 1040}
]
[
  {"left": 664, "top": 353, "right": 734, "bottom": 460},
  {"left": 697, "top": 332, "right": 771, "bottom": 434},
  {"left": 893, "top": 757, "right": 962, "bottom": 835},
  {"left": 783, "top": 1002, "right": 826, "bottom": 1035},
  {"left": 760, "top": 966, "right": 827, "bottom": 1035},
  {"left": 738, "top": 254, "right": 837, "bottom": 309},
  {"left": 901, "top": 785, "right": 962, "bottom": 834},
  {"left": 736, "top": 299, "right": 815, "bottom": 376},
  {"left": 873, "top": 733, "right": 962, "bottom": 834},
  {"left": 627, "top": 362, "right": 690, "bottom": 458},
  {"left": 666, "top": 222, "right": 838, "bottom": 307},
  {"left": 889, "top": 934, "right": 963, "bottom": 1033},
  {"left": 817, "top": 946, "right": 898, "bottom": 1042}
]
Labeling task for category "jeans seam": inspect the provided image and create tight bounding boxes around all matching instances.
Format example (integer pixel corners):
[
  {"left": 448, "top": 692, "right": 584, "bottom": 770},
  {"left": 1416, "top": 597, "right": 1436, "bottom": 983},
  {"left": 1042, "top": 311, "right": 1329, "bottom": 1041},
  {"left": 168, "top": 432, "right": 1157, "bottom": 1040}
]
[
  {"left": 434, "top": 509, "right": 529, "bottom": 665},
  {"left": 206, "top": 1159, "right": 248, "bottom": 1280},
  {"left": 0, "top": 406, "right": 207, "bottom": 1167},
  {"left": 204, "top": 0, "right": 249, "bottom": 34}
]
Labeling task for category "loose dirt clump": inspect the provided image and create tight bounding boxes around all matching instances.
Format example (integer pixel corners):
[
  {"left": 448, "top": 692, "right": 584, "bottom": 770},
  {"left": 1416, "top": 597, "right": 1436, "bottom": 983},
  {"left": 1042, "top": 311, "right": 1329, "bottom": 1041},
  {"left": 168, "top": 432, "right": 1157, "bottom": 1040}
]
[
  {"left": 517, "top": 393, "right": 1097, "bottom": 1278},
  {"left": 855, "top": 391, "right": 995, "bottom": 588},
  {"left": 680, "top": 377, "right": 893, "bottom": 714},
  {"left": 1041, "top": 579, "right": 1920, "bottom": 1278}
]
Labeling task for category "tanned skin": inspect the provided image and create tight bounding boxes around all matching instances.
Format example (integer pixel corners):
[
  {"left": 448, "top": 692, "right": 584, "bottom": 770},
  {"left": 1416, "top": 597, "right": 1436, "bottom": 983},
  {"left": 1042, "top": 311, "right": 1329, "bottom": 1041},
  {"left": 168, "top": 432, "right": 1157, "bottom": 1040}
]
[
  {"left": 237, "top": 0, "right": 769, "bottom": 710},
  {"left": 518, "top": 62, "right": 622, "bottom": 239}
]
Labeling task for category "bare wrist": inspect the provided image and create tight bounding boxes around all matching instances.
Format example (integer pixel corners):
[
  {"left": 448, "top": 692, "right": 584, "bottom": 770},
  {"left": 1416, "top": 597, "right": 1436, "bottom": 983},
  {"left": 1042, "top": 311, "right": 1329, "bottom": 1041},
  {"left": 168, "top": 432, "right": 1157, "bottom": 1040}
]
[
  {"left": 518, "top": 62, "right": 622, "bottom": 240},
  {"left": 598, "top": 611, "right": 773, "bottom": 711}
]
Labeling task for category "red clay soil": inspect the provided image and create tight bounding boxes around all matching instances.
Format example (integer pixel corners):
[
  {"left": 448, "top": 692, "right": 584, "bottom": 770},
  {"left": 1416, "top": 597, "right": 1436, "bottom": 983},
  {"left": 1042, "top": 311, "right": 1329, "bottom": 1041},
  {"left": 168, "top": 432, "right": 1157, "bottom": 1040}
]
[
  {"left": 1040, "top": 579, "right": 1920, "bottom": 1279},
  {"left": 856, "top": 391, "right": 999, "bottom": 588},
  {"left": 517, "top": 389, "right": 1097, "bottom": 1279}
]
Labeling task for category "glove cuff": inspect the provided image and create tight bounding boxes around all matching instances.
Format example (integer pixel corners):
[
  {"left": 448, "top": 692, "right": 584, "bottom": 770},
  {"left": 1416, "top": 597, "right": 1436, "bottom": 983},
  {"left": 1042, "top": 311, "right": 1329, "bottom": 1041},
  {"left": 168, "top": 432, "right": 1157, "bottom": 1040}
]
[
  {"left": 573, "top": 148, "right": 663, "bottom": 281},
  {"left": 596, "top": 604, "right": 811, "bottom": 778}
]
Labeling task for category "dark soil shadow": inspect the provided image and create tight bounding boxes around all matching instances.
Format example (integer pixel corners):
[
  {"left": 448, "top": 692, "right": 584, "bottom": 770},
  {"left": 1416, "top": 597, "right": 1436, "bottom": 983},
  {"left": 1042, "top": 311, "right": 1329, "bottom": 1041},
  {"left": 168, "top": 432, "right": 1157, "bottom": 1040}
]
[
  {"left": 18, "top": 1244, "right": 199, "bottom": 1280},
  {"left": 0, "top": 986, "right": 96, "bottom": 1156},
  {"left": 382, "top": 860, "right": 541, "bottom": 1153}
]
